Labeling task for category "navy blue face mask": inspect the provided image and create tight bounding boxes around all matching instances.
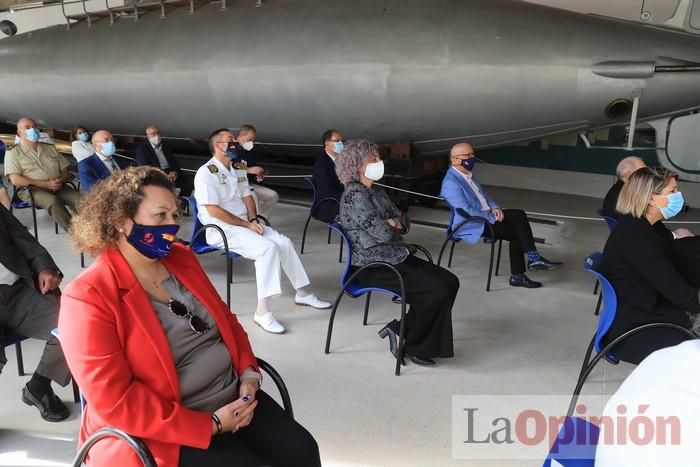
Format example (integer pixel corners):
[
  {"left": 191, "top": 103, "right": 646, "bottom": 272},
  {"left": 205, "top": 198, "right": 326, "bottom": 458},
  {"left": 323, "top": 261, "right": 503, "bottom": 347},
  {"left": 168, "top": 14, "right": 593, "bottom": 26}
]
[
  {"left": 224, "top": 142, "right": 239, "bottom": 159},
  {"left": 460, "top": 158, "right": 476, "bottom": 171},
  {"left": 126, "top": 222, "right": 180, "bottom": 259}
]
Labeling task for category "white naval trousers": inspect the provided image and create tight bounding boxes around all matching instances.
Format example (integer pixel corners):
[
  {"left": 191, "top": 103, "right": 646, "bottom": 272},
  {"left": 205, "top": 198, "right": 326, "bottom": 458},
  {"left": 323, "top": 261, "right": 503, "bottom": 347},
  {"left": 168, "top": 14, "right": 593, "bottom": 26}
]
[
  {"left": 250, "top": 184, "right": 279, "bottom": 217},
  {"left": 206, "top": 224, "right": 310, "bottom": 300}
]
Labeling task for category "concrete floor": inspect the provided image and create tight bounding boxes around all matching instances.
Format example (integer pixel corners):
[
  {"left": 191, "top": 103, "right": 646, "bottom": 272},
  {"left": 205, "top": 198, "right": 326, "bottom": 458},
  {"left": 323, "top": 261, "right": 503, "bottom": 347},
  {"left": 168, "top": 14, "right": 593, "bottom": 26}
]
[{"left": 2, "top": 184, "right": 698, "bottom": 466}]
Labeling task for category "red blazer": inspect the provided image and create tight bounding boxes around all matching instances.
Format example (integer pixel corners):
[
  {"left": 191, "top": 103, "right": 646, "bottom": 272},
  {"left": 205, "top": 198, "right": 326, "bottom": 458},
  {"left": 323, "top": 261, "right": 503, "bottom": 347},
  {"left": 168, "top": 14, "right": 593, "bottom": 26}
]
[{"left": 59, "top": 244, "right": 259, "bottom": 467}]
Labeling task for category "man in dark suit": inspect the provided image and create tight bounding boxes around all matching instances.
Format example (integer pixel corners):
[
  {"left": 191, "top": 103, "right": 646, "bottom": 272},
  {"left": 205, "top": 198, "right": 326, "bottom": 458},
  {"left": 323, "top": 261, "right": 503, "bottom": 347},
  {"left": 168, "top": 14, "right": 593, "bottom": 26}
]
[
  {"left": 0, "top": 205, "right": 71, "bottom": 421},
  {"left": 311, "top": 129, "right": 345, "bottom": 223},
  {"left": 135, "top": 125, "right": 193, "bottom": 196},
  {"left": 78, "top": 130, "right": 129, "bottom": 192}
]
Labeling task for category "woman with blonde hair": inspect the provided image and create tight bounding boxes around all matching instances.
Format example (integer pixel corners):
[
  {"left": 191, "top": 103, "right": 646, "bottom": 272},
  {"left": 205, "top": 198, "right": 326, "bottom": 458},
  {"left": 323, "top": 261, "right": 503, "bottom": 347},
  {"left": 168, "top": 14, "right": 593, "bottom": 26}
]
[
  {"left": 59, "top": 167, "right": 320, "bottom": 467},
  {"left": 600, "top": 166, "right": 700, "bottom": 364}
]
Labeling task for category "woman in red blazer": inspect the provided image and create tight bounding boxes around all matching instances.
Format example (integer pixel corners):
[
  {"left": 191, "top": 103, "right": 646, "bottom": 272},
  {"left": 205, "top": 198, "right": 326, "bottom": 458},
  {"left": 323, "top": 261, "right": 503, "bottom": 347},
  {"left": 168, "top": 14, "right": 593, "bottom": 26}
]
[{"left": 59, "top": 167, "right": 320, "bottom": 467}]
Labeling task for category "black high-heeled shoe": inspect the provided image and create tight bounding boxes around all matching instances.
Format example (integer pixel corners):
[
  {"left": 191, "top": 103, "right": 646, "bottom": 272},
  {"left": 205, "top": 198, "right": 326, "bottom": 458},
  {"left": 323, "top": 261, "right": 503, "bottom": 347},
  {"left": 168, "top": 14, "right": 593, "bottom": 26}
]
[{"left": 378, "top": 319, "right": 405, "bottom": 365}]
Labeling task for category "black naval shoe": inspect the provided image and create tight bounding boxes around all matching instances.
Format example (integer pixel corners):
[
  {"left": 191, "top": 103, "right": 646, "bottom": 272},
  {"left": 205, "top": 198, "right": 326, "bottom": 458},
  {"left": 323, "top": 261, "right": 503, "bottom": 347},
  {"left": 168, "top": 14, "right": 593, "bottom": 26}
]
[
  {"left": 509, "top": 273, "right": 543, "bottom": 289},
  {"left": 527, "top": 256, "right": 562, "bottom": 271},
  {"left": 22, "top": 384, "right": 70, "bottom": 422}
]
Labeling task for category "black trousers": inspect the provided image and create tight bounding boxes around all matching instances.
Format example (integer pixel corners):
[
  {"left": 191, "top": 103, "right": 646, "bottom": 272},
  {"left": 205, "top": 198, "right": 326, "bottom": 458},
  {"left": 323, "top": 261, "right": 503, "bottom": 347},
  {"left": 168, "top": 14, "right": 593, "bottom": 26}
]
[
  {"left": 351, "top": 255, "right": 459, "bottom": 359},
  {"left": 0, "top": 281, "right": 71, "bottom": 386},
  {"left": 179, "top": 390, "right": 321, "bottom": 467},
  {"left": 488, "top": 209, "right": 537, "bottom": 274}
]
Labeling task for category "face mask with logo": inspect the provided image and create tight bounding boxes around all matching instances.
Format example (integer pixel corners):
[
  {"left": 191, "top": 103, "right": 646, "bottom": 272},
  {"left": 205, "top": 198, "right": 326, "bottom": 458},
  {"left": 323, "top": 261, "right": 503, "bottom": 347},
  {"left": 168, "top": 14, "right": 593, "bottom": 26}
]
[
  {"left": 224, "top": 142, "right": 239, "bottom": 159},
  {"left": 658, "top": 191, "right": 684, "bottom": 220},
  {"left": 25, "top": 127, "right": 40, "bottom": 142},
  {"left": 78, "top": 132, "right": 89, "bottom": 143},
  {"left": 460, "top": 158, "right": 477, "bottom": 171},
  {"left": 241, "top": 141, "right": 254, "bottom": 151},
  {"left": 364, "top": 160, "right": 385, "bottom": 181},
  {"left": 333, "top": 141, "right": 344, "bottom": 154},
  {"left": 100, "top": 141, "right": 116, "bottom": 157},
  {"left": 148, "top": 136, "right": 161, "bottom": 146},
  {"left": 126, "top": 222, "right": 180, "bottom": 259}
]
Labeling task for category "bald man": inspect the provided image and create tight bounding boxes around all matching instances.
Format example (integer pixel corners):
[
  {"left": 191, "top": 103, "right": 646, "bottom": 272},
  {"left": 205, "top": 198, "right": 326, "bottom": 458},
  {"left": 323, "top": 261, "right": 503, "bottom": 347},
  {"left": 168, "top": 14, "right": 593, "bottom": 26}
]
[
  {"left": 440, "top": 142, "right": 561, "bottom": 289},
  {"left": 77, "top": 130, "right": 129, "bottom": 192},
  {"left": 601, "top": 156, "right": 647, "bottom": 220},
  {"left": 4, "top": 117, "right": 81, "bottom": 231}
]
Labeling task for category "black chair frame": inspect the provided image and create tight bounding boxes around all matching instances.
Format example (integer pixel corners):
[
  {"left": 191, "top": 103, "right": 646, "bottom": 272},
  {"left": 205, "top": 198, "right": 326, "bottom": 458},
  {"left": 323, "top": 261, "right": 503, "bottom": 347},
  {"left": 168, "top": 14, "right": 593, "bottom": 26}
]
[
  {"left": 325, "top": 262, "right": 407, "bottom": 376},
  {"left": 437, "top": 212, "right": 501, "bottom": 291},
  {"left": 300, "top": 177, "right": 341, "bottom": 256},
  {"left": 567, "top": 322, "right": 697, "bottom": 418},
  {"left": 191, "top": 224, "right": 234, "bottom": 309}
]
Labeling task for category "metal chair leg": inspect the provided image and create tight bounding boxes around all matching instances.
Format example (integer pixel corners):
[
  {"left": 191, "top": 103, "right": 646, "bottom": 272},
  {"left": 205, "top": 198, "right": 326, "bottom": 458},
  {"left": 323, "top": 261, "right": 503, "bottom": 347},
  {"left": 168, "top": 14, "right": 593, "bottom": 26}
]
[
  {"left": 54, "top": 222, "right": 59, "bottom": 235},
  {"left": 72, "top": 379, "right": 80, "bottom": 403},
  {"left": 15, "top": 342, "right": 25, "bottom": 376},
  {"left": 362, "top": 292, "right": 372, "bottom": 325},
  {"left": 300, "top": 215, "right": 312, "bottom": 254},
  {"left": 325, "top": 288, "right": 348, "bottom": 354},
  {"left": 338, "top": 238, "right": 344, "bottom": 263},
  {"left": 327, "top": 226, "right": 332, "bottom": 244},
  {"left": 447, "top": 241, "right": 456, "bottom": 268},
  {"left": 31, "top": 205, "right": 38, "bottom": 239},
  {"left": 80, "top": 252, "right": 85, "bottom": 268},
  {"left": 594, "top": 293, "right": 603, "bottom": 316},
  {"left": 495, "top": 240, "right": 503, "bottom": 276},
  {"left": 486, "top": 237, "right": 495, "bottom": 292},
  {"left": 226, "top": 256, "right": 232, "bottom": 309},
  {"left": 593, "top": 279, "right": 599, "bottom": 295}
]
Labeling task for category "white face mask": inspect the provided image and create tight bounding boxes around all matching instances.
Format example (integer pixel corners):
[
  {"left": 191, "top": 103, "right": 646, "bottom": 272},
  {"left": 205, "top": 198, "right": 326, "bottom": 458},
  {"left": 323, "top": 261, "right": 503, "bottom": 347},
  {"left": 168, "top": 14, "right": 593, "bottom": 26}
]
[
  {"left": 242, "top": 141, "right": 254, "bottom": 151},
  {"left": 364, "top": 160, "right": 385, "bottom": 181},
  {"left": 148, "top": 136, "right": 161, "bottom": 146}
]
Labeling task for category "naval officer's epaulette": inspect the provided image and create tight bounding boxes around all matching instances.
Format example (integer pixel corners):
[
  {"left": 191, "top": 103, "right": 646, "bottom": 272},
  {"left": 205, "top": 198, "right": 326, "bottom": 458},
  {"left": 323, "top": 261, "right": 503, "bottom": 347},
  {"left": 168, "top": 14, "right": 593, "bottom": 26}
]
[{"left": 207, "top": 164, "right": 219, "bottom": 174}]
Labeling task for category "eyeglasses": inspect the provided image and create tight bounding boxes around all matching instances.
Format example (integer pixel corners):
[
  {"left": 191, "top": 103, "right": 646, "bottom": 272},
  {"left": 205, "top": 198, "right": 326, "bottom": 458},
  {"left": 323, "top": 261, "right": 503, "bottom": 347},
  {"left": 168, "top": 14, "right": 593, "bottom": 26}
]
[
  {"left": 453, "top": 153, "right": 475, "bottom": 158},
  {"left": 329, "top": 139, "right": 344, "bottom": 143},
  {"left": 169, "top": 299, "right": 210, "bottom": 335}
]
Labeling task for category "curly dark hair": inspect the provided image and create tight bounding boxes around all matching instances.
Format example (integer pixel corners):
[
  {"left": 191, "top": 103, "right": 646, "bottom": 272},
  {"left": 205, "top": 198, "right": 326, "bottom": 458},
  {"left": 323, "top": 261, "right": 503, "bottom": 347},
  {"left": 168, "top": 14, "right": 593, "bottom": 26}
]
[{"left": 70, "top": 166, "right": 177, "bottom": 256}]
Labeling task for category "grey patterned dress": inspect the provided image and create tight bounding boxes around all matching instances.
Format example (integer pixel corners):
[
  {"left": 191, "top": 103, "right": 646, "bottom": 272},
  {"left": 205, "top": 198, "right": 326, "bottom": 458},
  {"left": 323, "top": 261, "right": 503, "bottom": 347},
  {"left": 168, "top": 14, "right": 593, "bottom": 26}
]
[{"left": 339, "top": 182, "right": 411, "bottom": 267}]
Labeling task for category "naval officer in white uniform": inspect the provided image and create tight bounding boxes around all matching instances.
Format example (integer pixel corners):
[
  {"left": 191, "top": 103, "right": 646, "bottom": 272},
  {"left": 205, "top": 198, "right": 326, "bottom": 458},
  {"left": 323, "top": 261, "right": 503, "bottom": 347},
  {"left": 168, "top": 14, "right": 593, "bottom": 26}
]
[{"left": 194, "top": 128, "right": 330, "bottom": 334}]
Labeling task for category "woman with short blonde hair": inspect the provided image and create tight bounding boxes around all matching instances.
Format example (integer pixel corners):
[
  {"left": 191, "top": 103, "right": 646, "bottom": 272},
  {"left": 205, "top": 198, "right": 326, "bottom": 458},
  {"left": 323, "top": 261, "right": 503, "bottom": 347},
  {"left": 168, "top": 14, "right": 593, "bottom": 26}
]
[{"left": 600, "top": 166, "right": 699, "bottom": 364}]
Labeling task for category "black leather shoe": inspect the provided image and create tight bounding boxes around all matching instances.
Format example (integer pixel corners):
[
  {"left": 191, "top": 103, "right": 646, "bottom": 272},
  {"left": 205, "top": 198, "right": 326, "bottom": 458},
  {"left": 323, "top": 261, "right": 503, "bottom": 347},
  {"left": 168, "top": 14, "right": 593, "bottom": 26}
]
[
  {"left": 407, "top": 354, "right": 435, "bottom": 366},
  {"left": 22, "top": 385, "right": 69, "bottom": 422},
  {"left": 378, "top": 320, "right": 405, "bottom": 365},
  {"left": 527, "top": 256, "right": 562, "bottom": 271},
  {"left": 509, "top": 274, "right": 542, "bottom": 288}
]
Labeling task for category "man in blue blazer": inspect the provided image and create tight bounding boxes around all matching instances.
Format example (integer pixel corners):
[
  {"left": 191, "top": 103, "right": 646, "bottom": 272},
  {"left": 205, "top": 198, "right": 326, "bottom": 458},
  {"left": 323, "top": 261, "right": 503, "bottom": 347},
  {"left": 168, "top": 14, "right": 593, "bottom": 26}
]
[
  {"left": 78, "top": 130, "right": 129, "bottom": 192},
  {"left": 311, "top": 129, "right": 345, "bottom": 223},
  {"left": 440, "top": 142, "right": 560, "bottom": 288}
]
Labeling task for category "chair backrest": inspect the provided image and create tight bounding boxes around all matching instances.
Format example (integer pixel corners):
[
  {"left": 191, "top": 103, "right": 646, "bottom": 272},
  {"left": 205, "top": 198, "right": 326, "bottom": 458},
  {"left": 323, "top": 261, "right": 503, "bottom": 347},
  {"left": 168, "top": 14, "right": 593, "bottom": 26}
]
[
  {"left": 328, "top": 223, "right": 353, "bottom": 288},
  {"left": 10, "top": 185, "right": 31, "bottom": 209},
  {"left": 583, "top": 253, "right": 620, "bottom": 363},
  {"left": 185, "top": 196, "right": 213, "bottom": 253},
  {"left": 596, "top": 209, "right": 618, "bottom": 232},
  {"left": 304, "top": 177, "right": 318, "bottom": 210},
  {"left": 543, "top": 416, "right": 599, "bottom": 467}
]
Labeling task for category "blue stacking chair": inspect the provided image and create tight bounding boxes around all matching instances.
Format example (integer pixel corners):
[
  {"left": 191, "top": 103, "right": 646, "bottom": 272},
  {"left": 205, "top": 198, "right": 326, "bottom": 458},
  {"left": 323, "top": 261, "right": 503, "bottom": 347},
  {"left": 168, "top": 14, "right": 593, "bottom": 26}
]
[
  {"left": 300, "top": 177, "right": 341, "bottom": 256},
  {"left": 185, "top": 196, "right": 272, "bottom": 308},
  {"left": 437, "top": 207, "right": 502, "bottom": 291},
  {"left": 3, "top": 330, "right": 29, "bottom": 376},
  {"left": 185, "top": 196, "right": 239, "bottom": 309},
  {"left": 567, "top": 253, "right": 697, "bottom": 418},
  {"left": 542, "top": 417, "right": 600, "bottom": 467},
  {"left": 324, "top": 223, "right": 433, "bottom": 376}
]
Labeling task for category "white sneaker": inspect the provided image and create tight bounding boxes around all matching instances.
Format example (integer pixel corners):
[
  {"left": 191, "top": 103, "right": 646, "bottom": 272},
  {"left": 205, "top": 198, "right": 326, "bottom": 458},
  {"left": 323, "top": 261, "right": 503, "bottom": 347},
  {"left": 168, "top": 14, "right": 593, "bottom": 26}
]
[
  {"left": 253, "top": 312, "right": 285, "bottom": 334},
  {"left": 295, "top": 293, "right": 332, "bottom": 309}
]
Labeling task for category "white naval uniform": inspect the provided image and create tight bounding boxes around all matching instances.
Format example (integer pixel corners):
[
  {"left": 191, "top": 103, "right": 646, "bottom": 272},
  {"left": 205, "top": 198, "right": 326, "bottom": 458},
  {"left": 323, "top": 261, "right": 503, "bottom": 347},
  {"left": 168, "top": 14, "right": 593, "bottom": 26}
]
[{"left": 193, "top": 156, "right": 310, "bottom": 300}]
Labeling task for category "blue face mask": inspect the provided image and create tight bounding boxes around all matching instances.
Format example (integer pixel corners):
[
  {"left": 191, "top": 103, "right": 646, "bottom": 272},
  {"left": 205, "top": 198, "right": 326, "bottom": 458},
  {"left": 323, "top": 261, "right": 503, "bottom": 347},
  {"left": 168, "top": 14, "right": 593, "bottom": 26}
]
[
  {"left": 78, "top": 132, "right": 89, "bottom": 142},
  {"left": 25, "top": 128, "right": 40, "bottom": 142},
  {"left": 224, "top": 142, "right": 239, "bottom": 159},
  {"left": 333, "top": 141, "right": 344, "bottom": 154},
  {"left": 126, "top": 222, "right": 180, "bottom": 259},
  {"left": 100, "top": 141, "right": 116, "bottom": 157},
  {"left": 659, "top": 191, "right": 684, "bottom": 220},
  {"left": 460, "top": 158, "right": 476, "bottom": 171}
]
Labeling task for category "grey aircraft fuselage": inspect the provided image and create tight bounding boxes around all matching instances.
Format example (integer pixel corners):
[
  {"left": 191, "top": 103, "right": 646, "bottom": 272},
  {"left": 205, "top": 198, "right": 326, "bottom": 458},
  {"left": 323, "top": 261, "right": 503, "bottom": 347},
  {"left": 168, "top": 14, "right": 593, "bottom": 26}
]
[{"left": 1, "top": 0, "right": 700, "bottom": 155}]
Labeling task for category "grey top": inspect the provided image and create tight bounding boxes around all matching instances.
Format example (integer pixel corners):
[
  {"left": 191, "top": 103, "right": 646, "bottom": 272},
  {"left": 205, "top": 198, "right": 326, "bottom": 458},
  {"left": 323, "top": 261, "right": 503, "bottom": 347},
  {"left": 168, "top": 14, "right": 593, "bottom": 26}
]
[
  {"left": 339, "top": 182, "right": 411, "bottom": 267},
  {"left": 149, "top": 275, "right": 258, "bottom": 413}
]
